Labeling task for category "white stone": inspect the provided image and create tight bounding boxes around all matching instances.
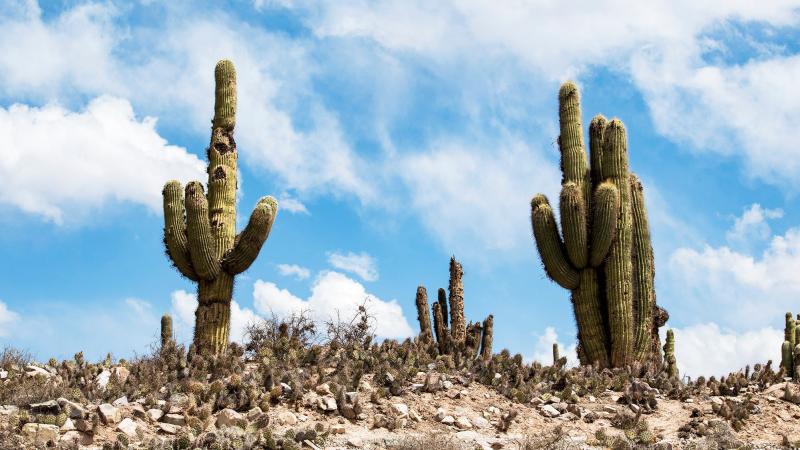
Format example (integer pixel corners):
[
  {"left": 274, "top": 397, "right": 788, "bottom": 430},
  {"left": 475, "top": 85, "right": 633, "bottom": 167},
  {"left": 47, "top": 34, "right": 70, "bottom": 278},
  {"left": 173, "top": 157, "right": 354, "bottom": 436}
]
[
  {"left": 117, "top": 418, "right": 138, "bottom": 438},
  {"left": 61, "top": 418, "right": 76, "bottom": 431},
  {"left": 25, "top": 365, "right": 52, "bottom": 378},
  {"left": 539, "top": 405, "right": 560, "bottom": 418},
  {"left": 317, "top": 396, "right": 337, "bottom": 412},
  {"left": 98, "top": 403, "right": 120, "bottom": 424},
  {"left": 278, "top": 411, "right": 297, "bottom": 425},
  {"left": 112, "top": 396, "right": 129, "bottom": 407},
  {"left": 390, "top": 403, "right": 409, "bottom": 418},
  {"left": 455, "top": 416, "right": 473, "bottom": 429},
  {"left": 471, "top": 416, "right": 491, "bottom": 429},
  {"left": 95, "top": 370, "right": 112, "bottom": 389},
  {"left": 330, "top": 424, "right": 346, "bottom": 434},
  {"left": 158, "top": 422, "right": 180, "bottom": 435},
  {"left": 441, "top": 415, "right": 455, "bottom": 425},
  {"left": 146, "top": 408, "right": 164, "bottom": 422},
  {"left": 315, "top": 383, "right": 332, "bottom": 395}
]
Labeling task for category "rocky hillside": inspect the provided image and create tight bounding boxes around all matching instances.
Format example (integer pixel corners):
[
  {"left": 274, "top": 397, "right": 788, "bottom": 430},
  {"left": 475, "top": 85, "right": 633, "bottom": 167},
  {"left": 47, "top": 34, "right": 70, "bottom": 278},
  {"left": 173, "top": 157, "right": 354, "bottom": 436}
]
[{"left": 2, "top": 344, "right": 800, "bottom": 449}]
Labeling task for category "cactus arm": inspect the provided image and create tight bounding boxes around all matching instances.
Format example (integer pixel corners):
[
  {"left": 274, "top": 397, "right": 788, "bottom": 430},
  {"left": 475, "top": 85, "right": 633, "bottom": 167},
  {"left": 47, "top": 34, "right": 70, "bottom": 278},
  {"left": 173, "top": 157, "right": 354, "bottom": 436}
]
[
  {"left": 560, "top": 182, "right": 588, "bottom": 268},
  {"left": 480, "top": 315, "right": 494, "bottom": 360},
  {"left": 558, "top": 82, "right": 592, "bottom": 243},
  {"left": 432, "top": 302, "right": 448, "bottom": 354},
  {"left": 783, "top": 341, "right": 794, "bottom": 375},
  {"left": 630, "top": 173, "right": 656, "bottom": 360},
  {"left": 437, "top": 288, "right": 449, "bottom": 329},
  {"left": 589, "top": 115, "right": 607, "bottom": 186},
  {"left": 185, "top": 181, "right": 221, "bottom": 280},
  {"left": 531, "top": 195, "right": 580, "bottom": 290},
  {"left": 162, "top": 180, "right": 199, "bottom": 281},
  {"left": 589, "top": 181, "right": 620, "bottom": 267},
  {"left": 601, "top": 119, "right": 634, "bottom": 367},
  {"left": 161, "top": 314, "right": 173, "bottom": 348},
  {"left": 222, "top": 196, "right": 278, "bottom": 275},
  {"left": 213, "top": 60, "right": 237, "bottom": 130}
]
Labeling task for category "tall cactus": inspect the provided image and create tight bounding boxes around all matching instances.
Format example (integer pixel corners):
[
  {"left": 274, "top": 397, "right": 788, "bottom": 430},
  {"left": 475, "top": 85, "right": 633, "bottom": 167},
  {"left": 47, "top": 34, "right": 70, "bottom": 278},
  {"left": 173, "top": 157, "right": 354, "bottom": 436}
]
[
  {"left": 161, "top": 314, "right": 173, "bottom": 348},
  {"left": 664, "top": 329, "right": 678, "bottom": 378},
  {"left": 783, "top": 311, "right": 797, "bottom": 377},
  {"left": 448, "top": 257, "right": 466, "bottom": 344},
  {"left": 162, "top": 60, "right": 278, "bottom": 355},
  {"left": 530, "top": 82, "right": 666, "bottom": 368},
  {"left": 415, "top": 286, "right": 433, "bottom": 342}
]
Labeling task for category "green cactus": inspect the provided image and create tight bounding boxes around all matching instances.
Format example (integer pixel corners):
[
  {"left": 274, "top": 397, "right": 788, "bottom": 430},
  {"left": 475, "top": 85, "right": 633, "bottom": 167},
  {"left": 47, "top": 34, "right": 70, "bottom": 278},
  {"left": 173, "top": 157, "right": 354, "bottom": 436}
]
[
  {"left": 480, "top": 315, "right": 494, "bottom": 361},
  {"left": 664, "top": 329, "right": 678, "bottom": 379},
  {"left": 162, "top": 60, "right": 278, "bottom": 355},
  {"left": 161, "top": 314, "right": 173, "bottom": 348},
  {"left": 552, "top": 343, "right": 560, "bottom": 365},
  {"left": 782, "top": 311, "right": 799, "bottom": 377},
  {"left": 530, "top": 82, "right": 666, "bottom": 368}
]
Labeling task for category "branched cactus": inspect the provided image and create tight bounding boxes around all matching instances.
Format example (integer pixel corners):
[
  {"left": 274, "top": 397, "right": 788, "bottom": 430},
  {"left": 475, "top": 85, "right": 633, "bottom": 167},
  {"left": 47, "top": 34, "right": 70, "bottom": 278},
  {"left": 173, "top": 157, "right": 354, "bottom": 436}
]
[
  {"left": 162, "top": 60, "right": 278, "bottom": 355},
  {"left": 664, "top": 329, "right": 677, "bottom": 379},
  {"left": 530, "top": 82, "right": 667, "bottom": 368},
  {"left": 161, "top": 314, "right": 173, "bottom": 348},
  {"left": 415, "top": 256, "right": 492, "bottom": 359}
]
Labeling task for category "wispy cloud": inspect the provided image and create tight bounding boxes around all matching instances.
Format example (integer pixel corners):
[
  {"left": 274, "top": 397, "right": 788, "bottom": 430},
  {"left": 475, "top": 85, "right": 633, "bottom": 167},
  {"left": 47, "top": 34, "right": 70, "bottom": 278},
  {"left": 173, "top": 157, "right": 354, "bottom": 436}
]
[
  {"left": 327, "top": 251, "right": 379, "bottom": 282},
  {"left": 277, "top": 263, "right": 311, "bottom": 280},
  {"left": 0, "top": 300, "right": 20, "bottom": 337}
]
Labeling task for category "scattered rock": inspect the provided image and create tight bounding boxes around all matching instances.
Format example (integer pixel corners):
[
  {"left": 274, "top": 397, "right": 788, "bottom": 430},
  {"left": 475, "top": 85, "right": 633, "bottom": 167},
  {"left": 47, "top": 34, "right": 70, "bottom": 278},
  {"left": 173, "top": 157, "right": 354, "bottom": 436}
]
[
  {"left": 317, "top": 395, "right": 337, "bottom": 412},
  {"left": 390, "top": 403, "right": 409, "bottom": 418},
  {"left": 441, "top": 415, "right": 455, "bottom": 425},
  {"left": 346, "top": 436, "right": 364, "bottom": 447},
  {"left": 30, "top": 400, "right": 60, "bottom": 415},
  {"left": 95, "top": 369, "right": 112, "bottom": 389},
  {"left": 216, "top": 408, "right": 244, "bottom": 428},
  {"left": 315, "top": 383, "right": 332, "bottom": 395},
  {"left": 455, "top": 416, "right": 473, "bottom": 429},
  {"left": 146, "top": 408, "right": 164, "bottom": 422},
  {"left": 57, "top": 398, "right": 86, "bottom": 419},
  {"left": 158, "top": 422, "right": 180, "bottom": 435},
  {"left": 112, "top": 396, "right": 128, "bottom": 407},
  {"left": 540, "top": 404, "right": 561, "bottom": 418},
  {"left": 98, "top": 403, "right": 120, "bottom": 425},
  {"left": 117, "top": 417, "right": 138, "bottom": 438},
  {"left": 330, "top": 423, "right": 346, "bottom": 434},
  {"left": 161, "top": 413, "right": 187, "bottom": 427},
  {"left": 25, "top": 365, "right": 52, "bottom": 378},
  {"left": 278, "top": 411, "right": 297, "bottom": 426}
]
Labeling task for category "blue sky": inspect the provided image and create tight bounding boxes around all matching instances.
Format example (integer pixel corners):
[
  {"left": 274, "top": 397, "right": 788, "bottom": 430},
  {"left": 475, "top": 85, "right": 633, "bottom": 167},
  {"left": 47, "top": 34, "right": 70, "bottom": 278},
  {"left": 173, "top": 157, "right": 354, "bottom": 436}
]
[{"left": 1, "top": 0, "right": 800, "bottom": 377}]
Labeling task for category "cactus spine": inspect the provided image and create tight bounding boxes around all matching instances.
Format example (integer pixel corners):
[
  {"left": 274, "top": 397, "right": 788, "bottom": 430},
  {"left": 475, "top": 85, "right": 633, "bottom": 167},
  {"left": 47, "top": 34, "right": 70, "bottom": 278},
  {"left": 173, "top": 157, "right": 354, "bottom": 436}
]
[
  {"left": 415, "top": 286, "right": 433, "bottom": 342},
  {"left": 664, "top": 329, "right": 678, "bottom": 378},
  {"left": 162, "top": 60, "right": 278, "bottom": 355},
  {"left": 161, "top": 314, "right": 173, "bottom": 348},
  {"left": 530, "top": 82, "right": 666, "bottom": 368}
]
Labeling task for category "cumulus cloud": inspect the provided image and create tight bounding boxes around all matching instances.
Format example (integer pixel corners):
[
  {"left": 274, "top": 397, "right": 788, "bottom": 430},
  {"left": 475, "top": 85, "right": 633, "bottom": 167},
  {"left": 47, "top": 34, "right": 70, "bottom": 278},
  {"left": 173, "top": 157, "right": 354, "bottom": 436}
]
[
  {"left": 169, "top": 290, "right": 259, "bottom": 344},
  {"left": 124, "top": 298, "right": 154, "bottom": 322},
  {"left": 0, "top": 96, "right": 205, "bottom": 223},
  {"left": 666, "top": 323, "right": 782, "bottom": 379},
  {"left": 668, "top": 209, "right": 800, "bottom": 327},
  {"left": 0, "top": 300, "right": 20, "bottom": 337},
  {"left": 253, "top": 271, "right": 413, "bottom": 339},
  {"left": 725, "top": 204, "right": 783, "bottom": 249},
  {"left": 327, "top": 252, "right": 379, "bottom": 282},
  {"left": 0, "top": 2, "right": 375, "bottom": 210},
  {"left": 527, "top": 326, "right": 578, "bottom": 368},
  {"left": 277, "top": 264, "right": 312, "bottom": 280}
]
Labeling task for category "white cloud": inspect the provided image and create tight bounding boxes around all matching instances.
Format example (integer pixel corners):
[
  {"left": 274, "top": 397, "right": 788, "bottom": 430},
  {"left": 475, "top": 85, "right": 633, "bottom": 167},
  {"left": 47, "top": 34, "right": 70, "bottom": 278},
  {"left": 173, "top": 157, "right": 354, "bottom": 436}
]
[
  {"left": 277, "top": 264, "right": 311, "bottom": 280},
  {"left": 0, "top": 300, "right": 20, "bottom": 337},
  {"left": 665, "top": 323, "right": 782, "bottom": 379},
  {"left": 253, "top": 271, "right": 414, "bottom": 339},
  {"left": 0, "top": 96, "right": 205, "bottom": 223},
  {"left": 725, "top": 204, "right": 783, "bottom": 248},
  {"left": 327, "top": 251, "right": 379, "bottom": 282},
  {"left": 399, "top": 137, "right": 561, "bottom": 257},
  {"left": 669, "top": 223, "right": 800, "bottom": 328},
  {"left": 0, "top": 2, "right": 375, "bottom": 209},
  {"left": 526, "top": 326, "right": 578, "bottom": 368},
  {"left": 277, "top": 193, "right": 310, "bottom": 215},
  {"left": 169, "top": 290, "right": 259, "bottom": 345}
]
